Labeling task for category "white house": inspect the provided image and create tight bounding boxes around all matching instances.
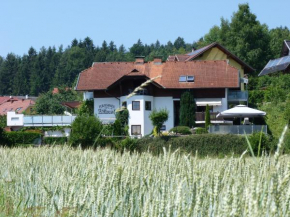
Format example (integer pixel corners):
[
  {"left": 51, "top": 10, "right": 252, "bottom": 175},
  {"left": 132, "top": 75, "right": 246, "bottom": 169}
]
[{"left": 75, "top": 44, "right": 253, "bottom": 136}]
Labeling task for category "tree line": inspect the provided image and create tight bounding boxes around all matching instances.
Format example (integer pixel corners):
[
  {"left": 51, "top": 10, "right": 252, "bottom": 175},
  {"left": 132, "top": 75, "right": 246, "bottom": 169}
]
[{"left": 0, "top": 3, "right": 289, "bottom": 97}]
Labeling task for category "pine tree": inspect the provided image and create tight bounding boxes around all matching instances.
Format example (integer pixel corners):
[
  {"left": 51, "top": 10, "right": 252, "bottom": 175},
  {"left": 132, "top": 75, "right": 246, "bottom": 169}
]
[{"left": 179, "top": 91, "right": 196, "bottom": 127}]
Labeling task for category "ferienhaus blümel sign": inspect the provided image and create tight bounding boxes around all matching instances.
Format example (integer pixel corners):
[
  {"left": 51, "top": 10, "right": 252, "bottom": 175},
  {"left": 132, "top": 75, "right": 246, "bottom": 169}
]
[{"left": 98, "top": 104, "right": 115, "bottom": 114}]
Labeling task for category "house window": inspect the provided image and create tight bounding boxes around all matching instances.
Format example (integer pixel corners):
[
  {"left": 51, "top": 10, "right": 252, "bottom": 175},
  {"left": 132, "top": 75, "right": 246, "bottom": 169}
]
[
  {"left": 179, "top": 75, "right": 187, "bottom": 82},
  {"left": 131, "top": 125, "right": 141, "bottom": 135},
  {"left": 145, "top": 101, "right": 151, "bottom": 110},
  {"left": 122, "top": 101, "right": 127, "bottom": 108},
  {"left": 132, "top": 101, "right": 140, "bottom": 110},
  {"left": 187, "top": 76, "right": 194, "bottom": 82},
  {"left": 11, "top": 117, "right": 19, "bottom": 121}
]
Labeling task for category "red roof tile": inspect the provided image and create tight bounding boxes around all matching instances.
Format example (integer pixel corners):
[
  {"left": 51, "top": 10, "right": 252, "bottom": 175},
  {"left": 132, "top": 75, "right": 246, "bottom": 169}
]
[
  {"left": 0, "top": 99, "right": 35, "bottom": 115},
  {"left": 76, "top": 60, "right": 239, "bottom": 91},
  {"left": 0, "top": 97, "right": 10, "bottom": 105}
]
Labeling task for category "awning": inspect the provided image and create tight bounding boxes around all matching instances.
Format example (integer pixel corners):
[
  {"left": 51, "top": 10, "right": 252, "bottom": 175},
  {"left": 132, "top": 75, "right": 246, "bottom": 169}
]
[{"left": 196, "top": 99, "right": 222, "bottom": 106}]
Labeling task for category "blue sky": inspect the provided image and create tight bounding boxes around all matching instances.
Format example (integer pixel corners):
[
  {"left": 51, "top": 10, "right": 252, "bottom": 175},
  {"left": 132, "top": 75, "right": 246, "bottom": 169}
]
[{"left": 1, "top": 0, "right": 289, "bottom": 57}]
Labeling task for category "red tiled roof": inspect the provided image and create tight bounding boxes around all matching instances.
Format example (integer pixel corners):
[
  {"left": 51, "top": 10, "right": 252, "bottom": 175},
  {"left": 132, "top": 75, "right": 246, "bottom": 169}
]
[
  {"left": 0, "top": 98, "right": 35, "bottom": 115},
  {"left": 76, "top": 60, "right": 239, "bottom": 91},
  {"left": 0, "top": 97, "right": 10, "bottom": 105},
  {"left": 167, "top": 42, "right": 254, "bottom": 72}
]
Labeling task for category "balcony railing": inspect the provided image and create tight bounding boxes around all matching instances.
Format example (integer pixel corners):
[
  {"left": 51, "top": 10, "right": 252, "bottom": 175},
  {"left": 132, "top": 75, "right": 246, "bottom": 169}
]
[
  {"left": 228, "top": 91, "right": 248, "bottom": 101},
  {"left": 23, "top": 115, "right": 76, "bottom": 126},
  {"left": 209, "top": 125, "right": 267, "bottom": 135},
  {"left": 196, "top": 112, "right": 224, "bottom": 122}
]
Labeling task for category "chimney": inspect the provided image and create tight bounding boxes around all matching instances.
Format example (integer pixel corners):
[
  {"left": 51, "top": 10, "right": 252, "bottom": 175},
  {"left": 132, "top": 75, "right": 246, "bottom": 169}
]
[
  {"left": 153, "top": 56, "right": 162, "bottom": 65},
  {"left": 135, "top": 56, "right": 145, "bottom": 65},
  {"left": 25, "top": 94, "right": 28, "bottom": 99},
  {"left": 192, "top": 47, "right": 195, "bottom": 52}
]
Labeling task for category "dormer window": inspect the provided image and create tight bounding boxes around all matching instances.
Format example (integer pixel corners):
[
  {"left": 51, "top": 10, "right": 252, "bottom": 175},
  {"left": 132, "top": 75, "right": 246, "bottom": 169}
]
[
  {"left": 187, "top": 76, "right": 194, "bottom": 82},
  {"left": 179, "top": 75, "right": 187, "bottom": 82},
  {"left": 179, "top": 75, "right": 194, "bottom": 82}
]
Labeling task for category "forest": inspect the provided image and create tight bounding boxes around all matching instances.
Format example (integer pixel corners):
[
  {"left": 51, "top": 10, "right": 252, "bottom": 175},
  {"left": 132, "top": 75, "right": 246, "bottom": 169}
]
[{"left": 0, "top": 3, "right": 290, "bottom": 97}]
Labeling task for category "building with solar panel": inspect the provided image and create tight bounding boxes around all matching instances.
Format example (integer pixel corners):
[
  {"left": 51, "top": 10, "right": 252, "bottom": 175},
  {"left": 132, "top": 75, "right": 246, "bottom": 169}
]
[{"left": 259, "top": 40, "right": 290, "bottom": 76}]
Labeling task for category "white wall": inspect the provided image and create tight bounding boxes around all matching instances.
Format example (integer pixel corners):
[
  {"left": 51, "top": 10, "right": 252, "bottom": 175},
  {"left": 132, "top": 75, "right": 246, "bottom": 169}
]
[
  {"left": 83, "top": 92, "right": 94, "bottom": 100},
  {"left": 120, "top": 95, "right": 155, "bottom": 136},
  {"left": 94, "top": 98, "right": 119, "bottom": 123},
  {"left": 154, "top": 97, "right": 174, "bottom": 132},
  {"left": 7, "top": 112, "right": 24, "bottom": 126}
]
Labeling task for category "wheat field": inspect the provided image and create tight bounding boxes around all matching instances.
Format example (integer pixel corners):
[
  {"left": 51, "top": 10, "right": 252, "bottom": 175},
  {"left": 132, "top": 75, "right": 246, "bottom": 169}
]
[{"left": 0, "top": 145, "right": 290, "bottom": 216}]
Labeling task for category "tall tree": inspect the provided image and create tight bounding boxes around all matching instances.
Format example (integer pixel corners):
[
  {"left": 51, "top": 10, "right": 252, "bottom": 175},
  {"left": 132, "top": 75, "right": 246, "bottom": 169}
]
[
  {"left": 174, "top": 37, "right": 186, "bottom": 50},
  {"left": 179, "top": 91, "right": 196, "bottom": 127},
  {"left": 269, "top": 27, "right": 290, "bottom": 58}
]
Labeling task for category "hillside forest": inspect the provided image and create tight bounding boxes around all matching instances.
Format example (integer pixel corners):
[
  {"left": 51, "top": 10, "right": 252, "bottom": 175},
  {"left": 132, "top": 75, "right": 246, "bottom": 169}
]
[{"left": 0, "top": 4, "right": 289, "bottom": 97}]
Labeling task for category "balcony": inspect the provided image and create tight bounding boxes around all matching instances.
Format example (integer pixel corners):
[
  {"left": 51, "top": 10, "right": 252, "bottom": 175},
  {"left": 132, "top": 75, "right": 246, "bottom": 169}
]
[
  {"left": 228, "top": 91, "right": 248, "bottom": 102},
  {"left": 23, "top": 115, "right": 76, "bottom": 127},
  {"left": 209, "top": 125, "right": 267, "bottom": 135}
]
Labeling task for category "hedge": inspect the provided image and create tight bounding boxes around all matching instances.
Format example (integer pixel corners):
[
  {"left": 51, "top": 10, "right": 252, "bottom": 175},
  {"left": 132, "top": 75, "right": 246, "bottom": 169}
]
[
  {"left": 5, "top": 132, "right": 42, "bottom": 146},
  {"left": 135, "top": 134, "right": 250, "bottom": 157},
  {"left": 43, "top": 137, "right": 67, "bottom": 145},
  {"left": 169, "top": 126, "right": 192, "bottom": 135}
]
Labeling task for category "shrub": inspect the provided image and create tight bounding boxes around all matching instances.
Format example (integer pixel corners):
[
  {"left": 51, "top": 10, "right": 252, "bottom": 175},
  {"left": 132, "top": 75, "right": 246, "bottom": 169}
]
[
  {"left": 195, "top": 127, "right": 208, "bottom": 134},
  {"left": 43, "top": 137, "right": 67, "bottom": 145},
  {"left": 205, "top": 105, "right": 211, "bottom": 129},
  {"left": 116, "top": 108, "right": 129, "bottom": 127},
  {"left": 78, "top": 99, "right": 94, "bottom": 116},
  {"left": 248, "top": 132, "right": 274, "bottom": 155},
  {"left": 149, "top": 109, "right": 169, "bottom": 136},
  {"left": 116, "top": 137, "right": 137, "bottom": 151},
  {"left": 169, "top": 126, "right": 192, "bottom": 135},
  {"left": 135, "top": 134, "right": 247, "bottom": 157},
  {"left": 70, "top": 115, "right": 103, "bottom": 147},
  {"left": 5, "top": 132, "right": 42, "bottom": 146}
]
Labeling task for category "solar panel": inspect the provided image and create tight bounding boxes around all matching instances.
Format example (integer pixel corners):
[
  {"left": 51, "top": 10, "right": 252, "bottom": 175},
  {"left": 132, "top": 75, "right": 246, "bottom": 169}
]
[{"left": 258, "top": 55, "right": 290, "bottom": 76}]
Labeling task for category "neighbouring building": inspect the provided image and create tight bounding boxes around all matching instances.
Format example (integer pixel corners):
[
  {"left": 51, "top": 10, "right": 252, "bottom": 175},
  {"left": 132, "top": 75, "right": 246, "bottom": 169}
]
[
  {"left": 259, "top": 40, "right": 290, "bottom": 76},
  {"left": 0, "top": 96, "right": 36, "bottom": 116},
  {"left": 75, "top": 43, "right": 254, "bottom": 136}
]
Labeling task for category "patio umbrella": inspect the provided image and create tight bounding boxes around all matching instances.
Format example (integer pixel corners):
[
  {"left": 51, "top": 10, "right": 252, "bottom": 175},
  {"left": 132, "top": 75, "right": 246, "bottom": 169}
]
[{"left": 216, "top": 105, "right": 266, "bottom": 118}]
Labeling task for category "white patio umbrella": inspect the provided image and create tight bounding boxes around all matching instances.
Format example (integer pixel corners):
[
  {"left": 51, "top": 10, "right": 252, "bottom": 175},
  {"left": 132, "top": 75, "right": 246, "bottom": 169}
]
[{"left": 216, "top": 105, "right": 266, "bottom": 118}]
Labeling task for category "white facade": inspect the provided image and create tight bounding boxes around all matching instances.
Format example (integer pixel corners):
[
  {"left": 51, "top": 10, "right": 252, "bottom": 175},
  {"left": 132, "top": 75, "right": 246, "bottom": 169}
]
[
  {"left": 93, "top": 89, "right": 229, "bottom": 136},
  {"left": 7, "top": 112, "right": 24, "bottom": 126},
  {"left": 83, "top": 91, "right": 94, "bottom": 100},
  {"left": 94, "top": 96, "right": 174, "bottom": 136}
]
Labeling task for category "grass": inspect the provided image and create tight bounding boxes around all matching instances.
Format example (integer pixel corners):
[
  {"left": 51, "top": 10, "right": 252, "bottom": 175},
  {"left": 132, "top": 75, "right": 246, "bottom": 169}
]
[{"left": 0, "top": 140, "right": 290, "bottom": 216}]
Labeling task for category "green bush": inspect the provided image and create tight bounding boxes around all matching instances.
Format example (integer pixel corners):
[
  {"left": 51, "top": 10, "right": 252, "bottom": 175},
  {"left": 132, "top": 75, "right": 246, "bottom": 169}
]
[
  {"left": 169, "top": 126, "right": 192, "bottom": 135},
  {"left": 195, "top": 127, "right": 208, "bottom": 134},
  {"left": 43, "top": 137, "right": 67, "bottom": 145},
  {"left": 116, "top": 137, "right": 137, "bottom": 151},
  {"left": 69, "top": 115, "right": 103, "bottom": 147},
  {"left": 179, "top": 91, "right": 196, "bottom": 127},
  {"left": 135, "top": 134, "right": 249, "bottom": 157},
  {"left": 149, "top": 109, "right": 169, "bottom": 136},
  {"left": 247, "top": 132, "right": 274, "bottom": 155},
  {"left": 5, "top": 132, "right": 42, "bottom": 146}
]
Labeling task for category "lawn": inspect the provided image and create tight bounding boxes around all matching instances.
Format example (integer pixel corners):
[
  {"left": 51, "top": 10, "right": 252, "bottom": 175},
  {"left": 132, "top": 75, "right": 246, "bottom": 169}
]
[{"left": 0, "top": 146, "right": 290, "bottom": 216}]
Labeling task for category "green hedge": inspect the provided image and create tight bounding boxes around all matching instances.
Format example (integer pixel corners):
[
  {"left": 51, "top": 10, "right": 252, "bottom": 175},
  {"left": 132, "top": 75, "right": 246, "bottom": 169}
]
[
  {"left": 43, "top": 137, "right": 67, "bottom": 145},
  {"left": 169, "top": 126, "right": 192, "bottom": 135},
  {"left": 195, "top": 127, "right": 208, "bottom": 134},
  {"left": 135, "top": 134, "right": 249, "bottom": 157},
  {"left": 5, "top": 132, "right": 42, "bottom": 146}
]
